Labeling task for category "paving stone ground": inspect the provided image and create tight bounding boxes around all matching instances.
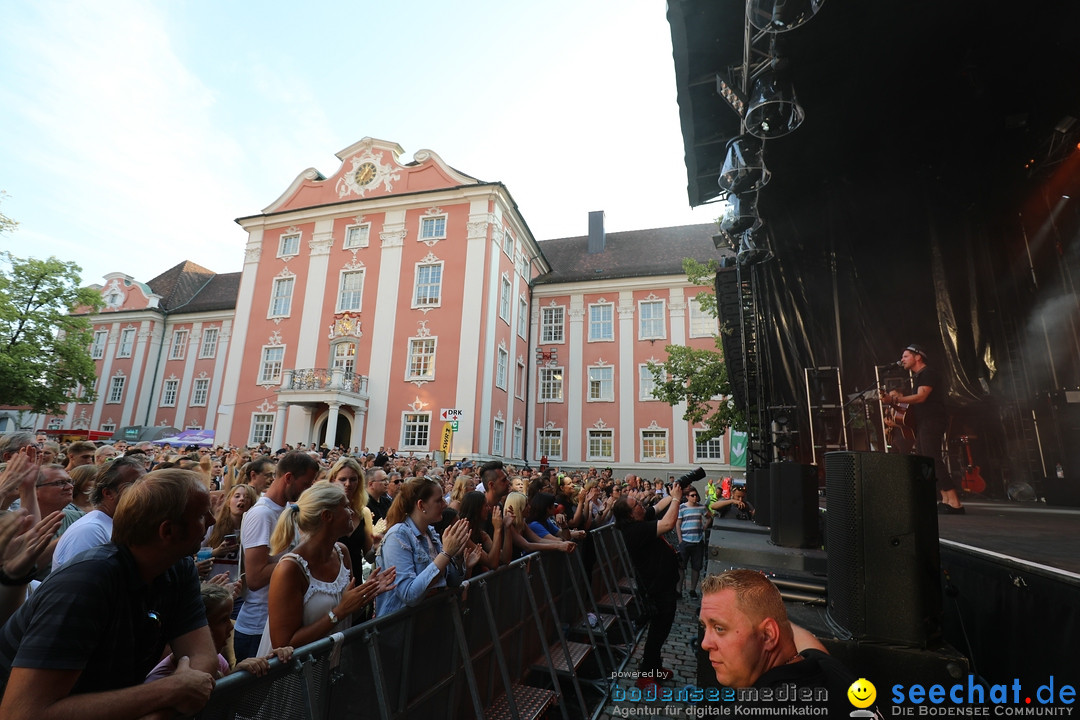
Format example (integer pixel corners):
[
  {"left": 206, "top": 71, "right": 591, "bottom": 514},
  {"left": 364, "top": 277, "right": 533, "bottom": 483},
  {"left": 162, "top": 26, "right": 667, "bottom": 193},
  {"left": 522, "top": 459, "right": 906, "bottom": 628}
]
[{"left": 596, "top": 589, "right": 713, "bottom": 720}]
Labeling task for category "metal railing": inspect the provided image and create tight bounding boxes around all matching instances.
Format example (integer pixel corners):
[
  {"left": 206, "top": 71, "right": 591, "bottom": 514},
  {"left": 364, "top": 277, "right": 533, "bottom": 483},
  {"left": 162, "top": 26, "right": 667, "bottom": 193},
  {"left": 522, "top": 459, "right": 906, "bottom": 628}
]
[
  {"left": 284, "top": 368, "right": 369, "bottom": 396},
  {"left": 194, "top": 531, "right": 643, "bottom": 720}
]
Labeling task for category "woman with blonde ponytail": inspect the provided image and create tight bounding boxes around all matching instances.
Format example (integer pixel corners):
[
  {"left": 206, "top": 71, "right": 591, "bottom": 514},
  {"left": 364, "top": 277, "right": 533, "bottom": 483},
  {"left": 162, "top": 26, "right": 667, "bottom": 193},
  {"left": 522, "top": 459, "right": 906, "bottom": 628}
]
[{"left": 260, "top": 481, "right": 396, "bottom": 654}]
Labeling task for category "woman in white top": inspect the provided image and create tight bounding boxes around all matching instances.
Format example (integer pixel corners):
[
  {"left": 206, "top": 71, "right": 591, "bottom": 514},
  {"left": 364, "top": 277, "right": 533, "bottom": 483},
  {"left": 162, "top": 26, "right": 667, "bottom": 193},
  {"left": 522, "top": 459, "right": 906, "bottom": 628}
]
[{"left": 262, "top": 481, "right": 395, "bottom": 653}]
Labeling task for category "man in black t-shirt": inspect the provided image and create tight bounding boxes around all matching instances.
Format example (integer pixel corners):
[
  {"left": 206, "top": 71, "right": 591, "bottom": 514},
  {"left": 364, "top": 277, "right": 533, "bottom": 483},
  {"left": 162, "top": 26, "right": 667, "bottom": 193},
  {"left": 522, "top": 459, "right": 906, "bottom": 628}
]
[
  {"left": 699, "top": 569, "right": 881, "bottom": 718},
  {"left": 884, "top": 344, "right": 964, "bottom": 513},
  {"left": 613, "top": 482, "right": 683, "bottom": 684},
  {"left": 0, "top": 468, "right": 218, "bottom": 720}
]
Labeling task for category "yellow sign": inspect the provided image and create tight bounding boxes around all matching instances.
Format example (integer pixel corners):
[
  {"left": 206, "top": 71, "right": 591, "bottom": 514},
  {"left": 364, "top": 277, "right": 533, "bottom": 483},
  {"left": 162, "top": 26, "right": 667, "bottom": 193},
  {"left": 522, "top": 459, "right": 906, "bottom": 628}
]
[{"left": 440, "top": 422, "right": 453, "bottom": 453}]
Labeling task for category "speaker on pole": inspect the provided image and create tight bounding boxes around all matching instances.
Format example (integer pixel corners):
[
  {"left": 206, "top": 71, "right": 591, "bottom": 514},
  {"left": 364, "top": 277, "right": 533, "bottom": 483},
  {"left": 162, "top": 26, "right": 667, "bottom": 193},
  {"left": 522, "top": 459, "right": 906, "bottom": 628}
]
[
  {"left": 825, "top": 451, "right": 942, "bottom": 648},
  {"left": 770, "top": 462, "right": 819, "bottom": 548}
]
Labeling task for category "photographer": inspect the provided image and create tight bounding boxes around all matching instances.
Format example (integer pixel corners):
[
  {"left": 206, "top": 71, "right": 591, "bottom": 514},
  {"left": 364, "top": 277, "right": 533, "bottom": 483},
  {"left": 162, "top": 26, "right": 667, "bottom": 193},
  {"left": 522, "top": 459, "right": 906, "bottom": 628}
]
[{"left": 612, "top": 480, "right": 683, "bottom": 688}]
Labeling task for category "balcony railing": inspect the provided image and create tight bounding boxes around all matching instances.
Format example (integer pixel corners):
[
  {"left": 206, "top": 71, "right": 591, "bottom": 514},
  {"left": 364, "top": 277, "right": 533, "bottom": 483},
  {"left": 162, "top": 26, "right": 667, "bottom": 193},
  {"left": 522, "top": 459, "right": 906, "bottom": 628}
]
[{"left": 282, "top": 368, "right": 368, "bottom": 396}]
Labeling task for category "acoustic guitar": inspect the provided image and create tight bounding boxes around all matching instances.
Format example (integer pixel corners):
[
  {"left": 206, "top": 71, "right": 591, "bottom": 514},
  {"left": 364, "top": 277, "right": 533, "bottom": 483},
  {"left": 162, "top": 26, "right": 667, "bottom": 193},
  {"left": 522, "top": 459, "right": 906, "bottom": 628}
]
[
  {"left": 879, "top": 388, "right": 916, "bottom": 443},
  {"left": 958, "top": 435, "right": 986, "bottom": 493}
]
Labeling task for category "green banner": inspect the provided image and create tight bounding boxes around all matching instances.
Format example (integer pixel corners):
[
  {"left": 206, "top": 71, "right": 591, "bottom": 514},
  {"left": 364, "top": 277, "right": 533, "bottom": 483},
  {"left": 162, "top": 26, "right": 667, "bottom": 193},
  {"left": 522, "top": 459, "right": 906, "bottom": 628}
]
[{"left": 729, "top": 430, "right": 747, "bottom": 467}]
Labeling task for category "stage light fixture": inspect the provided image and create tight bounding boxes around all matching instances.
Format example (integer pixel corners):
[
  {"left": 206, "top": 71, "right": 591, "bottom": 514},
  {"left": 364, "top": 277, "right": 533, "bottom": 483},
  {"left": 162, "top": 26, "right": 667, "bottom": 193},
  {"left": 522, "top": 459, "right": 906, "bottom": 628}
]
[
  {"left": 745, "top": 71, "right": 805, "bottom": 139},
  {"left": 720, "top": 193, "right": 760, "bottom": 236},
  {"left": 737, "top": 224, "right": 774, "bottom": 265},
  {"left": 748, "top": 0, "right": 826, "bottom": 33},
  {"left": 719, "top": 135, "right": 771, "bottom": 194},
  {"left": 716, "top": 73, "right": 748, "bottom": 117}
]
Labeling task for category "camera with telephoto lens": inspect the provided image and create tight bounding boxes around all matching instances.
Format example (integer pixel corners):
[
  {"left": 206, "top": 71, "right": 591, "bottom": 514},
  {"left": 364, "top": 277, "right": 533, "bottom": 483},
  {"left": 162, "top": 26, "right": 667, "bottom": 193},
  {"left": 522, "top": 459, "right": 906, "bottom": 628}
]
[{"left": 675, "top": 467, "right": 706, "bottom": 489}]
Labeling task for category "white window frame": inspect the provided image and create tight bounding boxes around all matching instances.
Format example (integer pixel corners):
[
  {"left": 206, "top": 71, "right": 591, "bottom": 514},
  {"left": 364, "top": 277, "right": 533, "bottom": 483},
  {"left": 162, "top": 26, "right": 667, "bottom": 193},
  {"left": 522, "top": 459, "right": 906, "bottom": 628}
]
[
  {"left": 539, "top": 366, "right": 564, "bottom": 403},
  {"left": 587, "top": 429, "right": 615, "bottom": 462},
  {"left": 117, "top": 328, "right": 135, "bottom": 358},
  {"left": 269, "top": 277, "right": 294, "bottom": 319},
  {"left": 512, "top": 426, "right": 523, "bottom": 459},
  {"left": 492, "top": 418, "right": 505, "bottom": 456},
  {"left": 278, "top": 232, "right": 300, "bottom": 258},
  {"left": 332, "top": 341, "right": 356, "bottom": 375},
  {"left": 638, "top": 299, "right": 666, "bottom": 340},
  {"left": 401, "top": 411, "right": 431, "bottom": 450},
  {"left": 160, "top": 379, "right": 179, "bottom": 407},
  {"left": 199, "top": 327, "right": 219, "bottom": 359},
  {"left": 587, "top": 365, "right": 614, "bottom": 402},
  {"left": 169, "top": 330, "right": 188, "bottom": 360},
  {"left": 91, "top": 330, "right": 108, "bottom": 359},
  {"left": 259, "top": 345, "right": 285, "bottom": 385},
  {"left": 191, "top": 378, "right": 210, "bottom": 407},
  {"left": 640, "top": 429, "right": 669, "bottom": 462},
  {"left": 588, "top": 303, "right": 614, "bottom": 342},
  {"left": 336, "top": 269, "right": 365, "bottom": 313},
  {"left": 100, "top": 423, "right": 116, "bottom": 434},
  {"left": 107, "top": 376, "right": 126, "bottom": 404},
  {"left": 515, "top": 360, "right": 527, "bottom": 400},
  {"left": 250, "top": 413, "right": 274, "bottom": 445},
  {"left": 344, "top": 222, "right": 371, "bottom": 249},
  {"left": 694, "top": 429, "right": 725, "bottom": 462},
  {"left": 537, "top": 429, "right": 563, "bottom": 461},
  {"left": 517, "top": 298, "right": 528, "bottom": 338},
  {"left": 496, "top": 348, "right": 509, "bottom": 390},
  {"left": 689, "top": 298, "right": 719, "bottom": 338},
  {"left": 420, "top": 215, "right": 447, "bottom": 241},
  {"left": 502, "top": 230, "right": 514, "bottom": 258},
  {"left": 499, "top": 276, "right": 511, "bottom": 323},
  {"left": 406, "top": 337, "right": 437, "bottom": 382},
  {"left": 540, "top": 306, "right": 565, "bottom": 344},
  {"left": 412, "top": 261, "right": 443, "bottom": 308},
  {"left": 640, "top": 364, "right": 663, "bottom": 401}
]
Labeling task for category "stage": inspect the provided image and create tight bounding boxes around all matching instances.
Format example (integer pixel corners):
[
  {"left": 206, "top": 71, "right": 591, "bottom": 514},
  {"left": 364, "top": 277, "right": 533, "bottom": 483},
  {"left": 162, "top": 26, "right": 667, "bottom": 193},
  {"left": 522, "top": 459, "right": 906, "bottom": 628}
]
[{"left": 703, "top": 499, "right": 1080, "bottom": 693}]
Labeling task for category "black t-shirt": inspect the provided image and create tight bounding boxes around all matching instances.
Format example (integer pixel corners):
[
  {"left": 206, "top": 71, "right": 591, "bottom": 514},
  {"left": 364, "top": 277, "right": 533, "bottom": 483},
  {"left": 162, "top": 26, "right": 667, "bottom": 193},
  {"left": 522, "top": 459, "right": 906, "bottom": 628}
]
[
  {"left": 751, "top": 649, "right": 879, "bottom": 718},
  {"left": 367, "top": 494, "right": 393, "bottom": 523},
  {"left": 911, "top": 365, "right": 946, "bottom": 425},
  {"left": 0, "top": 544, "right": 205, "bottom": 695},
  {"left": 618, "top": 512, "right": 678, "bottom": 596}
]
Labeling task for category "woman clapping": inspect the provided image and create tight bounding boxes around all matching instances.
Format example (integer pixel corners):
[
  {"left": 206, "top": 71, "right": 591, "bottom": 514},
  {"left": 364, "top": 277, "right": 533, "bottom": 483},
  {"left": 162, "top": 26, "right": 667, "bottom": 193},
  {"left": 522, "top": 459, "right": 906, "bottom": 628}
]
[{"left": 262, "top": 482, "right": 395, "bottom": 653}]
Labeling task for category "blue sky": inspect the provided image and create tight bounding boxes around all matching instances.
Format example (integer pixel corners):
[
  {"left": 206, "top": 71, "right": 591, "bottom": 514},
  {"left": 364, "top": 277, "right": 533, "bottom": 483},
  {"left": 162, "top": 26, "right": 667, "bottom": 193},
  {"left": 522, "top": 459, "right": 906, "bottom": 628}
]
[{"left": 0, "top": 0, "right": 724, "bottom": 285}]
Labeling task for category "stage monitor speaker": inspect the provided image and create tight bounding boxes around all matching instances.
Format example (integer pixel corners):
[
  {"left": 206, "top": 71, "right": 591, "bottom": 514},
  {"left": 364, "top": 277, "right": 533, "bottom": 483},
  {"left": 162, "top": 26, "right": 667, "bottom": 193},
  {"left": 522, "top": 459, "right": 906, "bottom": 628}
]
[
  {"left": 747, "top": 467, "right": 771, "bottom": 526},
  {"left": 770, "top": 462, "right": 819, "bottom": 548},
  {"left": 825, "top": 451, "right": 942, "bottom": 647}
]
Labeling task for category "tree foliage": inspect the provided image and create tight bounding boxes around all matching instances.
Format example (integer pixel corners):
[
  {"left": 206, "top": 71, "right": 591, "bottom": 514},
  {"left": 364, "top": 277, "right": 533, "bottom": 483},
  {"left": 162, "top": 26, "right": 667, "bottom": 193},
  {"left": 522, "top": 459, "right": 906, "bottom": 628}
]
[
  {"left": 0, "top": 251, "right": 102, "bottom": 414},
  {"left": 647, "top": 257, "right": 745, "bottom": 441}
]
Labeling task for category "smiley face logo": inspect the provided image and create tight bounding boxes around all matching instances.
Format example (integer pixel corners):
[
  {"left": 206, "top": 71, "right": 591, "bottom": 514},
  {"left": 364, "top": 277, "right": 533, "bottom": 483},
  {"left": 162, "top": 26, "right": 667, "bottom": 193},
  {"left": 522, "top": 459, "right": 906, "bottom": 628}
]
[{"left": 847, "top": 678, "right": 877, "bottom": 708}]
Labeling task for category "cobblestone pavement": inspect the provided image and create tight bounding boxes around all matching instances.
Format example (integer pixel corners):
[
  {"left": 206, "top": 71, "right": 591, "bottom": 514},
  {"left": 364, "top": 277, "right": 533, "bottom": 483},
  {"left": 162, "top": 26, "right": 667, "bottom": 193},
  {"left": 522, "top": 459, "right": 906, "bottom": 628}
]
[{"left": 597, "top": 589, "right": 712, "bottom": 720}]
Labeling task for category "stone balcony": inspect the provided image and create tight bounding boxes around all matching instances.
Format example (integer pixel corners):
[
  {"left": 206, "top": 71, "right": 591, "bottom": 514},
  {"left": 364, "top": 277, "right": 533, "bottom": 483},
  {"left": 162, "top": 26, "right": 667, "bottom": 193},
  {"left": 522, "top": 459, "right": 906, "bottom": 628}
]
[{"left": 277, "top": 368, "right": 370, "bottom": 407}]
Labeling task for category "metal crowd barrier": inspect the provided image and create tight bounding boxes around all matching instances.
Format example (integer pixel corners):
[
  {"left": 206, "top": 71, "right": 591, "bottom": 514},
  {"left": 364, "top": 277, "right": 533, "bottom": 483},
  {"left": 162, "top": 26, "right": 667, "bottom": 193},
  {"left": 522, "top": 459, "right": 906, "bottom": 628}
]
[{"left": 193, "top": 529, "right": 645, "bottom": 720}]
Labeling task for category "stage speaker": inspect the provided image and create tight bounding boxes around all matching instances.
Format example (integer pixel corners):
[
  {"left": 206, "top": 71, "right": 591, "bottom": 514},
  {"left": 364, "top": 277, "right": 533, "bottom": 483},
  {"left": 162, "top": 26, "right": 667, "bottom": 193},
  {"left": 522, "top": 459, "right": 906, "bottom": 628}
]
[
  {"left": 747, "top": 466, "right": 771, "bottom": 526},
  {"left": 825, "top": 451, "right": 942, "bottom": 647},
  {"left": 714, "top": 268, "right": 747, "bottom": 412},
  {"left": 770, "top": 462, "right": 819, "bottom": 548}
]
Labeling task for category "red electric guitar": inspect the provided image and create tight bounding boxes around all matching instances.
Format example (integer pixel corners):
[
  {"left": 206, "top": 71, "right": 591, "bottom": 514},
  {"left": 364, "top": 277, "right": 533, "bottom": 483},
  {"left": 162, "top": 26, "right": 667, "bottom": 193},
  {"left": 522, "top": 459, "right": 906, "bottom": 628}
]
[{"left": 958, "top": 435, "right": 986, "bottom": 493}]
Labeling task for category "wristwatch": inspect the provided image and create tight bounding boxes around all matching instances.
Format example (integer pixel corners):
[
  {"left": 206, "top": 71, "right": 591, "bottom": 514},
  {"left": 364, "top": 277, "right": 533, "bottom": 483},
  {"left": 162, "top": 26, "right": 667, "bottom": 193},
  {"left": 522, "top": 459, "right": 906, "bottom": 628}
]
[{"left": 327, "top": 609, "right": 340, "bottom": 625}]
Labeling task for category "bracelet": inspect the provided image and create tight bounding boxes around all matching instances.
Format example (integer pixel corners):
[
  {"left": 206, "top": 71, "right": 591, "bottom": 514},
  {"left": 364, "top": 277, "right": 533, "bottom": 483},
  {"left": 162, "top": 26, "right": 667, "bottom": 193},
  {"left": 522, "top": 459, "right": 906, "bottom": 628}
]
[
  {"left": 438, "top": 551, "right": 452, "bottom": 561},
  {"left": 0, "top": 565, "right": 38, "bottom": 586}
]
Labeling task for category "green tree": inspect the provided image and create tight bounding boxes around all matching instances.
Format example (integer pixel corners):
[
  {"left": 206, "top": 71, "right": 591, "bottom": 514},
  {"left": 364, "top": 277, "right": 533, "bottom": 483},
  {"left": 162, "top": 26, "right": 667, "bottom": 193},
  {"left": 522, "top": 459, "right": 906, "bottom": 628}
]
[
  {"left": 647, "top": 257, "right": 744, "bottom": 440},
  {"left": 0, "top": 191, "right": 17, "bottom": 236},
  {"left": 0, "top": 251, "right": 102, "bottom": 413}
]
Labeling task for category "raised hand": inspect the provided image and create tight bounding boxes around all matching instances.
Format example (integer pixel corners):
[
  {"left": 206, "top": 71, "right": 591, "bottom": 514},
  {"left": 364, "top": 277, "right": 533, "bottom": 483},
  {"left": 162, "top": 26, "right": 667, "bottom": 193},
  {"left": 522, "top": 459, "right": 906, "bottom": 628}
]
[{"left": 2, "top": 510, "right": 63, "bottom": 577}]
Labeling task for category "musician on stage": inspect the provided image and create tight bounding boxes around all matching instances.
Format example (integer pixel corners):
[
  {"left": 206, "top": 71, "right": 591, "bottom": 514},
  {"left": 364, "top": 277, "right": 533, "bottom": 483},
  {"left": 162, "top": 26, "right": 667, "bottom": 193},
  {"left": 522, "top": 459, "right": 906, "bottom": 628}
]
[{"left": 882, "top": 344, "right": 965, "bottom": 515}]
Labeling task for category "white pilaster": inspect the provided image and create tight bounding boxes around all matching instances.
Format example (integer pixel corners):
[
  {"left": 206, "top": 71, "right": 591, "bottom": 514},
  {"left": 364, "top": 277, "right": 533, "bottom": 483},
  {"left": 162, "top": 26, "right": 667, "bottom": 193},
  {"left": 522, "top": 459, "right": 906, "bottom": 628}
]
[
  {"left": 365, "top": 211, "right": 406, "bottom": 449},
  {"left": 217, "top": 230, "right": 264, "bottom": 444},
  {"left": 618, "top": 292, "right": 636, "bottom": 464}
]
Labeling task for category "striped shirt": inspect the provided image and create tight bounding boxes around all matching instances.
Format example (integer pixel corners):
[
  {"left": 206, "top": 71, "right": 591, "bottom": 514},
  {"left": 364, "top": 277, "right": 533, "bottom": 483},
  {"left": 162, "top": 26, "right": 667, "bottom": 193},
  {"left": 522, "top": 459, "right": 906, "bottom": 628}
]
[{"left": 678, "top": 504, "right": 708, "bottom": 544}]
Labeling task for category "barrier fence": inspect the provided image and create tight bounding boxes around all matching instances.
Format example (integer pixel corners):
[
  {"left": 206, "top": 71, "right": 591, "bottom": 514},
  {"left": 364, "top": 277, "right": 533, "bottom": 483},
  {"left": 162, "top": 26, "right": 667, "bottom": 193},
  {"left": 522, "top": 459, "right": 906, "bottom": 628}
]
[{"left": 194, "top": 524, "right": 645, "bottom": 720}]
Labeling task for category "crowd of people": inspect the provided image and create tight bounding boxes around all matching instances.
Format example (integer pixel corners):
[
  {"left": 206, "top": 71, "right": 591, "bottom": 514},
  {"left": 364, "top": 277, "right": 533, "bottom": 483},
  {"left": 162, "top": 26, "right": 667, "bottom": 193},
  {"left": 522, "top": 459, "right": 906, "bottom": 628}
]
[{"left": 0, "top": 431, "right": 868, "bottom": 717}]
